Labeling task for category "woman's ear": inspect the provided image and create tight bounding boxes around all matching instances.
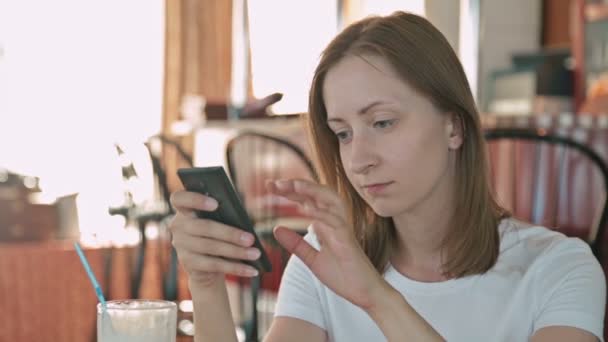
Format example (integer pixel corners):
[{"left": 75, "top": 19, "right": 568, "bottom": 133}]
[{"left": 445, "top": 112, "right": 464, "bottom": 150}]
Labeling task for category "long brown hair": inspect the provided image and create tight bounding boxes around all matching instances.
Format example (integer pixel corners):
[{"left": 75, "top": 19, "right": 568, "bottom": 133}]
[{"left": 305, "top": 11, "right": 508, "bottom": 277}]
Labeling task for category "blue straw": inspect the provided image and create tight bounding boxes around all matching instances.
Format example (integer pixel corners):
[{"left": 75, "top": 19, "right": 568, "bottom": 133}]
[{"left": 74, "top": 242, "right": 107, "bottom": 309}]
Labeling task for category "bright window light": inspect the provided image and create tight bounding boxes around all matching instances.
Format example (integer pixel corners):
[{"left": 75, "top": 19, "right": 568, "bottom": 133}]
[
  {"left": 0, "top": 0, "right": 165, "bottom": 243},
  {"left": 363, "top": 0, "right": 425, "bottom": 17},
  {"left": 246, "top": 0, "right": 338, "bottom": 115},
  {"left": 341, "top": 0, "right": 426, "bottom": 27},
  {"left": 245, "top": 1, "right": 425, "bottom": 115}
]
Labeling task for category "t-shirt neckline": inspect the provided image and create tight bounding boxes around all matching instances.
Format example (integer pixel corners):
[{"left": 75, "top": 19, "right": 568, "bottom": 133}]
[{"left": 384, "top": 263, "right": 479, "bottom": 295}]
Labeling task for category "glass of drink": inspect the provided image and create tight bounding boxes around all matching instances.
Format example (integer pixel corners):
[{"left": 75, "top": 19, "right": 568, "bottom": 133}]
[{"left": 97, "top": 299, "right": 178, "bottom": 342}]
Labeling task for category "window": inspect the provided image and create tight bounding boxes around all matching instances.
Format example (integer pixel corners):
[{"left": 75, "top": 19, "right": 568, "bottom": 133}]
[
  {"left": 245, "top": 0, "right": 425, "bottom": 115},
  {"left": 357, "top": 0, "right": 425, "bottom": 20},
  {"left": 0, "top": 0, "right": 165, "bottom": 243},
  {"left": 246, "top": 0, "right": 339, "bottom": 115}
]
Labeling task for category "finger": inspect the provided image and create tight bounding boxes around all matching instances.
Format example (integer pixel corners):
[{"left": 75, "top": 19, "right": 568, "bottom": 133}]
[
  {"left": 179, "top": 251, "right": 259, "bottom": 277},
  {"left": 170, "top": 190, "right": 218, "bottom": 216},
  {"left": 308, "top": 220, "right": 335, "bottom": 247},
  {"left": 173, "top": 234, "right": 261, "bottom": 262},
  {"left": 274, "top": 226, "right": 319, "bottom": 267},
  {"left": 300, "top": 205, "right": 346, "bottom": 234},
  {"left": 267, "top": 181, "right": 318, "bottom": 215},
  {"left": 292, "top": 179, "right": 345, "bottom": 211},
  {"left": 266, "top": 179, "right": 311, "bottom": 204},
  {"left": 177, "top": 218, "right": 255, "bottom": 247},
  {"left": 269, "top": 179, "right": 336, "bottom": 212}
]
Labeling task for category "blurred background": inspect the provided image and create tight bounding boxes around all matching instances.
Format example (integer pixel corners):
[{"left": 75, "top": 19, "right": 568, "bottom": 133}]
[{"left": 1, "top": 0, "right": 608, "bottom": 341}]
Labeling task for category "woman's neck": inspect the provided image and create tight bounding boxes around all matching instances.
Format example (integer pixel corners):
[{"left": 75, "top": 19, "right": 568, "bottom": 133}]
[
  {"left": 390, "top": 175, "right": 455, "bottom": 281},
  {"left": 390, "top": 214, "right": 451, "bottom": 282}
]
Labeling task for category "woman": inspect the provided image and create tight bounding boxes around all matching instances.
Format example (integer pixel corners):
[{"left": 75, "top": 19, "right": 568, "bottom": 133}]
[{"left": 169, "top": 12, "right": 605, "bottom": 341}]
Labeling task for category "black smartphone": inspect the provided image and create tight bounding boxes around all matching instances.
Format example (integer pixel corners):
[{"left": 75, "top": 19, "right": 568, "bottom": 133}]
[{"left": 177, "top": 166, "right": 272, "bottom": 273}]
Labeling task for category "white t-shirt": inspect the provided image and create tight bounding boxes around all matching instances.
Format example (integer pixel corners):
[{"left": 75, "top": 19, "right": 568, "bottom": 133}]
[{"left": 274, "top": 218, "right": 606, "bottom": 341}]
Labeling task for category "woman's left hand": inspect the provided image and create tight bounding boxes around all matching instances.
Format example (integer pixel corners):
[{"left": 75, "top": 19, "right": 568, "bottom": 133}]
[{"left": 268, "top": 178, "right": 390, "bottom": 311}]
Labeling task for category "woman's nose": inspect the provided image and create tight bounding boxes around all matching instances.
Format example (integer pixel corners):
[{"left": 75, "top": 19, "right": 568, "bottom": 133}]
[{"left": 348, "top": 136, "right": 379, "bottom": 175}]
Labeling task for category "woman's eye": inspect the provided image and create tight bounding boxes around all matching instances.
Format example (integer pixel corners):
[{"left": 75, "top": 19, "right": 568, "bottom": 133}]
[
  {"left": 335, "top": 131, "right": 351, "bottom": 142},
  {"left": 373, "top": 119, "right": 396, "bottom": 129}
]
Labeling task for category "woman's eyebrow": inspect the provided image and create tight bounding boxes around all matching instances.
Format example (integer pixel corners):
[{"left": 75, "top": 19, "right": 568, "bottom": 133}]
[{"left": 327, "top": 100, "right": 391, "bottom": 123}]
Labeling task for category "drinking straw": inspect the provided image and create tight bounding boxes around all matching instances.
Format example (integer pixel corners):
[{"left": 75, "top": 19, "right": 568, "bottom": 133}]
[{"left": 74, "top": 242, "right": 107, "bottom": 309}]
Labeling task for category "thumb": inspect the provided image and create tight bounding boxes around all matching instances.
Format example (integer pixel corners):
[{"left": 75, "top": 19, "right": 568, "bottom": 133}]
[{"left": 273, "top": 226, "right": 318, "bottom": 267}]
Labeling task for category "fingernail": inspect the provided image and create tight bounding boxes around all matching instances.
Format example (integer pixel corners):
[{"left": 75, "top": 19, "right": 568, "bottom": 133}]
[
  {"left": 241, "top": 233, "right": 254, "bottom": 244},
  {"left": 275, "top": 180, "right": 289, "bottom": 190},
  {"left": 244, "top": 268, "right": 259, "bottom": 277},
  {"left": 301, "top": 204, "right": 313, "bottom": 214},
  {"left": 247, "top": 248, "right": 261, "bottom": 259},
  {"left": 205, "top": 198, "right": 218, "bottom": 210}
]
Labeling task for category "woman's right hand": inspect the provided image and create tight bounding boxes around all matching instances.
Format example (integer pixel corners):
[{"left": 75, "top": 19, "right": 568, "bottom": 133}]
[{"left": 169, "top": 190, "right": 262, "bottom": 288}]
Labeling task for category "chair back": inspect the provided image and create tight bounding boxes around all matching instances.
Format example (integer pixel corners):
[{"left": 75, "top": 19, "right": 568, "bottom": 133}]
[
  {"left": 225, "top": 130, "right": 318, "bottom": 228},
  {"left": 485, "top": 127, "right": 608, "bottom": 261},
  {"left": 224, "top": 129, "right": 318, "bottom": 341}
]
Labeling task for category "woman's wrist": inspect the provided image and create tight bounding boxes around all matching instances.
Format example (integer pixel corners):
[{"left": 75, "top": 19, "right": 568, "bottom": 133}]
[
  {"left": 364, "top": 281, "right": 445, "bottom": 341},
  {"left": 364, "top": 280, "right": 405, "bottom": 319},
  {"left": 187, "top": 275, "right": 238, "bottom": 342},
  {"left": 188, "top": 274, "right": 226, "bottom": 296}
]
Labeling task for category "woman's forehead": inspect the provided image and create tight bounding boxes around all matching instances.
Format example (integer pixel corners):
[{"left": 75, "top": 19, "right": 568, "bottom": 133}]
[{"left": 322, "top": 55, "right": 427, "bottom": 117}]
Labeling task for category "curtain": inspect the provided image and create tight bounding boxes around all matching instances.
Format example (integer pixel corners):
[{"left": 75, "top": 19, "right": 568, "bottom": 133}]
[{"left": 162, "top": 0, "right": 233, "bottom": 193}]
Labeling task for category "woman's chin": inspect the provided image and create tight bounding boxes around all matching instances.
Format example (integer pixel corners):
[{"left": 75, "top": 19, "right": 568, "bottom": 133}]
[{"left": 368, "top": 203, "right": 400, "bottom": 218}]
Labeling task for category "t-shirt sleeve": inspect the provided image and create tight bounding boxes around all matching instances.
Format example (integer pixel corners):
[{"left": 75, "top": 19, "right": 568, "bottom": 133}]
[
  {"left": 273, "top": 229, "right": 327, "bottom": 330},
  {"left": 532, "top": 237, "right": 606, "bottom": 341}
]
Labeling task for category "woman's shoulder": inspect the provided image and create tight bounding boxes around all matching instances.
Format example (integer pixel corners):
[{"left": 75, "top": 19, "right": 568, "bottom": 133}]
[{"left": 497, "top": 218, "right": 599, "bottom": 271}]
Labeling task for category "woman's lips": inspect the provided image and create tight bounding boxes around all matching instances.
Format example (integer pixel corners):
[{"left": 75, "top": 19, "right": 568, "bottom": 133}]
[{"left": 363, "top": 182, "right": 393, "bottom": 195}]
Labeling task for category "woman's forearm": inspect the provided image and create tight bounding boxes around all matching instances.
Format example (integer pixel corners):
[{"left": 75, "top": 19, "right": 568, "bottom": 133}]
[
  {"left": 189, "top": 278, "right": 238, "bottom": 342},
  {"left": 365, "top": 282, "right": 445, "bottom": 342}
]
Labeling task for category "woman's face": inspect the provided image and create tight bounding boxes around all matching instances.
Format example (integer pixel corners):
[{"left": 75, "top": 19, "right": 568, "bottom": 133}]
[{"left": 323, "top": 54, "right": 462, "bottom": 217}]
